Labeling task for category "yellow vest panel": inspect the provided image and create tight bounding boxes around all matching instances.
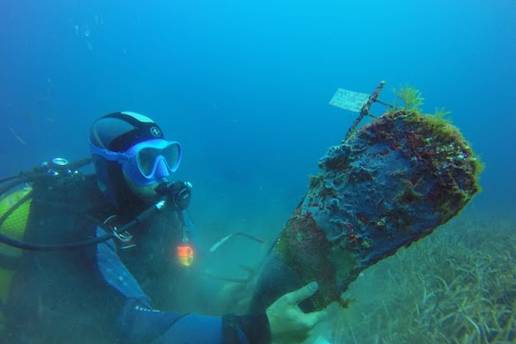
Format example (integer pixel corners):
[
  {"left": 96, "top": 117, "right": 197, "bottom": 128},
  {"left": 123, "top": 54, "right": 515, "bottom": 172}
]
[{"left": 0, "top": 184, "right": 32, "bottom": 303}]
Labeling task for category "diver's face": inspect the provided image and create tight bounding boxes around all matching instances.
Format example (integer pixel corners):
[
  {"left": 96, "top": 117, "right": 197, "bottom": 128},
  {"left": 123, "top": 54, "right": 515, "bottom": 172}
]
[{"left": 123, "top": 172, "right": 160, "bottom": 202}]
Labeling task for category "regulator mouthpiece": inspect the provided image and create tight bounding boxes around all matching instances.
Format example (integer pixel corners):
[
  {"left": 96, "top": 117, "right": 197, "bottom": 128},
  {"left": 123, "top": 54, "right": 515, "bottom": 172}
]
[{"left": 155, "top": 181, "right": 192, "bottom": 210}]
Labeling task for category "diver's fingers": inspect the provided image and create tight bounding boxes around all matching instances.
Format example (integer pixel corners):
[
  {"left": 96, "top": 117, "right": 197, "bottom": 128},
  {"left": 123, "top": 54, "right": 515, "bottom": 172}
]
[
  {"left": 285, "top": 281, "right": 319, "bottom": 305},
  {"left": 303, "top": 310, "right": 326, "bottom": 328}
]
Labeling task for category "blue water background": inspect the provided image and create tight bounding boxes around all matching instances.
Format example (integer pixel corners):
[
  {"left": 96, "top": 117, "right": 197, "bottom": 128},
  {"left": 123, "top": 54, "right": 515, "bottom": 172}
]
[{"left": 1, "top": 0, "right": 515, "bottom": 249}]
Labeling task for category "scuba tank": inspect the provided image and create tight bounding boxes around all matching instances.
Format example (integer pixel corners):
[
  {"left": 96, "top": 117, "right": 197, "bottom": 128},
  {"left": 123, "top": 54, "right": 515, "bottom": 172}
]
[
  {"left": 0, "top": 157, "right": 91, "bottom": 329},
  {"left": 0, "top": 157, "right": 193, "bottom": 252}
]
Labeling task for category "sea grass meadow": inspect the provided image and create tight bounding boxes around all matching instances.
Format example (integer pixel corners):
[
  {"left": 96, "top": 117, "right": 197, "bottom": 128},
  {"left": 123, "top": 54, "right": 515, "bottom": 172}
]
[
  {"left": 1, "top": 0, "right": 514, "bottom": 343},
  {"left": 312, "top": 217, "right": 515, "bottom": 343}
]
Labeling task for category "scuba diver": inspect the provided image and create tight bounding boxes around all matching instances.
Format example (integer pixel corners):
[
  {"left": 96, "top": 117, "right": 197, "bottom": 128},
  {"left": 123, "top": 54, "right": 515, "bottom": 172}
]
[{"left": 0, "top": 112, "right": 324, "bottom": 344}]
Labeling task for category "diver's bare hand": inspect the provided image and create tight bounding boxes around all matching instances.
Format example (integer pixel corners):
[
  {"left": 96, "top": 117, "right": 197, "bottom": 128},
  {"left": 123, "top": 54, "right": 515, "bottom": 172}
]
[{"left": 266, "top": 282, "right": 325, "bottom": 343}]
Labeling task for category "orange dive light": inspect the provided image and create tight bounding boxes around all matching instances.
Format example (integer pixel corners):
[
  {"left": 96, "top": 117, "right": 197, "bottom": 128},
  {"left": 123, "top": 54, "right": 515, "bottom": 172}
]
[{"left": 176, "top": 243, "right": 195, "bottom": 267}]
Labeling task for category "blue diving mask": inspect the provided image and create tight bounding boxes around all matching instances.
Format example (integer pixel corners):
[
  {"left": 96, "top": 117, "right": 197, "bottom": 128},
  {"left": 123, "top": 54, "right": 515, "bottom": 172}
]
[{"left": 90, "top": 139, "right": 182, "bottom": 186}]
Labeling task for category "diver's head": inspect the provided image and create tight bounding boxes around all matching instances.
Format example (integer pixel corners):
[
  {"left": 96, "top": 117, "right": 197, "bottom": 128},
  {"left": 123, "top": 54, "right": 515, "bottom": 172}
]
[{"left": 89, "top": 112, "right": 182, "bottom": 207}]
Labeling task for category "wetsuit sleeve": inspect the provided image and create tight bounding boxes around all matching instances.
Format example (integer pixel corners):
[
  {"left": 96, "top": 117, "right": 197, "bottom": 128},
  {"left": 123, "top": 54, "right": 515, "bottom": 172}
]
[
  {"left": 95, "top": 227, "right": 271, "bottom": 344},
  {"left": 222, "top": 314, "right": 271, "bottom": 344}
]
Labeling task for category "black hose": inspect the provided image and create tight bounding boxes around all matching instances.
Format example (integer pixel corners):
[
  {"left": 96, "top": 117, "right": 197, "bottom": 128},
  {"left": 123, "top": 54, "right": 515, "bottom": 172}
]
[
  {"left": 0, "top": 186, "right": 116, "bottom": 251},
  {"left": 0, "top": 190, "right": 33, "bottom": 229},
  {"left": 0, "top": 198, "right": 163, "bottom": 251},
  {"left": 0, "top": 232, "right": 115, "bottom": 251},
  {"left": 67, "top": 158, "right": 92, "bottom": 170},
  {"left": 0, "top": 160, "right": 169, "bottom": 252},
  {"left": 0, "top": 178, "right": 29, "bottom": 196},
  {"left": 0, "top": 204, "right": 162, "bottom": 251},
  {"left": 0, "top": 157, "right": 110, "bottom": 251},
  {"left": 0, "top": 175, "right": 24, "bottom": 184}
]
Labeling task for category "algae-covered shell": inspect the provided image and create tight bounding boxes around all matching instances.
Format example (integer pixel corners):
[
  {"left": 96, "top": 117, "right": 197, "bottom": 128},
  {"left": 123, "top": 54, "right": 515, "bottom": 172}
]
[{"left": 251, "top": 111, "right": 481, "bottom": 312}]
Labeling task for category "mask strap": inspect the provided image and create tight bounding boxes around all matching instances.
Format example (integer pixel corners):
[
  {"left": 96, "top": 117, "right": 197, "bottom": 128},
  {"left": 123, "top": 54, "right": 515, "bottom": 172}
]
[{"left": 90, "top": 144, "right": 129, "bottom": 162}]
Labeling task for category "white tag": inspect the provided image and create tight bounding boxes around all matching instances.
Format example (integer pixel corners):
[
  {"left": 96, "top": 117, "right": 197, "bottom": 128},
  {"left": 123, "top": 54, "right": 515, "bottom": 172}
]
[{"left": 329, "top": 88, "right": 370, "bottom": 112}]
